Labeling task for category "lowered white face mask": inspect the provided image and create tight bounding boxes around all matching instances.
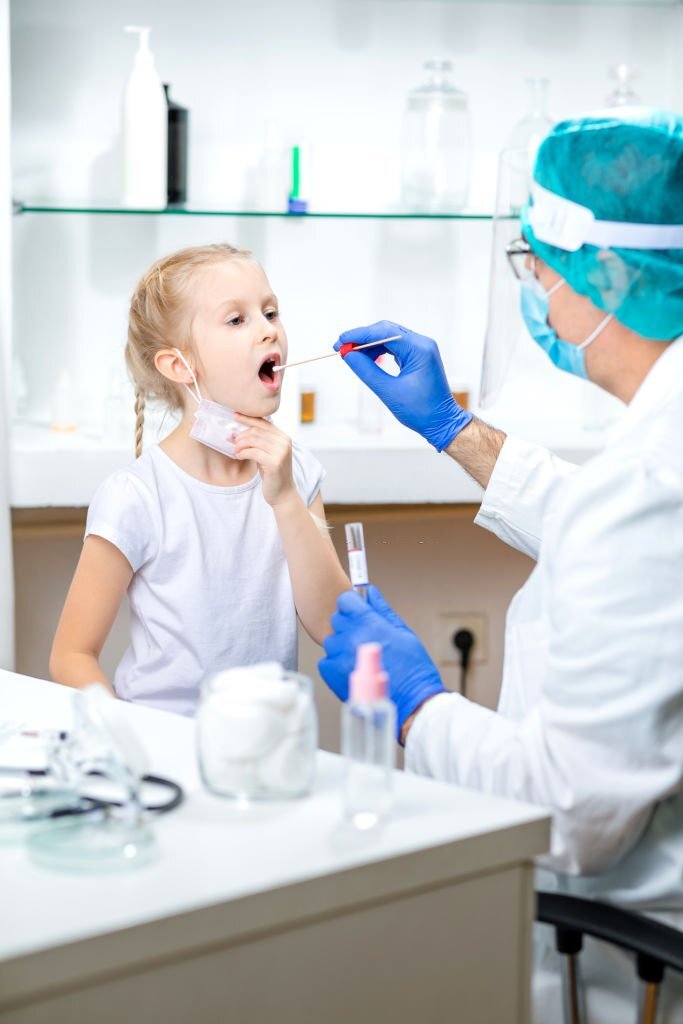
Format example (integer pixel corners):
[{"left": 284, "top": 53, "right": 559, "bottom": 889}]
[{"left": 174, "top": 349, "right": 249, "bottom": 459}]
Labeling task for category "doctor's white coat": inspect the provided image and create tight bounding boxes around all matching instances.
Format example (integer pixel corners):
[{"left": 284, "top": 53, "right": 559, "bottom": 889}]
[{"left": 405, "top": 336, "right": 683, "bottom": 1019}]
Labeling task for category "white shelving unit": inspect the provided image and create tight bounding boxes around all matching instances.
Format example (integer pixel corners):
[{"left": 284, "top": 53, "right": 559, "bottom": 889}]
[
  {"left": 7, "top": 0, "right": 683, "bottom": 513},
  {"left": 10, "top": 417, "right": 605, "bottom": 507}
]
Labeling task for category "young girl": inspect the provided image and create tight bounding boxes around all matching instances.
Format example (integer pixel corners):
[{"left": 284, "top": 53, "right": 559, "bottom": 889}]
[{"left": 50, "top": 243, "right": 351, "bottom": 715}]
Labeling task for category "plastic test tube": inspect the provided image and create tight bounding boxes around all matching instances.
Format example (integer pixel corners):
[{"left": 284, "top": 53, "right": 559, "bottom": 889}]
[{"left": 345, "top": 522, "right": 369, "bottom": 600}]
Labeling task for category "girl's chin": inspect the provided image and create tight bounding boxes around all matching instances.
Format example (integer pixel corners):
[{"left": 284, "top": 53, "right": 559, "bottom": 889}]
[{"left": 237, "top": 394, "right": 281, "bottom": 417}]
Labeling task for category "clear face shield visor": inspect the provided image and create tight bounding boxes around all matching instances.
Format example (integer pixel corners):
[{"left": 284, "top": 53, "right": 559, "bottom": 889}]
[
  {"left": 479, "top": 148, "right": 535, "bottom": 409},
  {"left": 480, "top": 164, "right": 683, "bottom": 407}
]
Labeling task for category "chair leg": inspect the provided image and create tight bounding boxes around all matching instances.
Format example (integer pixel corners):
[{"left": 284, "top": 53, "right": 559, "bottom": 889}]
[
  {"left": 560, "top": 953, "right": 587, "bottom": 1024},
  {"left": 639, "top": 981, "right": 660, "bottom": 1024}
]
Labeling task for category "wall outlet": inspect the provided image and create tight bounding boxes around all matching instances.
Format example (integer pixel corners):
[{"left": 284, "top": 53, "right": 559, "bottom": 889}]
[{"left": 437, "top": 613, "right": 487, "bottom": 665}]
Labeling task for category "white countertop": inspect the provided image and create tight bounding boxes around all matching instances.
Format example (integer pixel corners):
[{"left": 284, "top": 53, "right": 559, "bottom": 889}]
[
  {"left": 10, "top": 418, "right": 605, "bottom": 507},
  {"left": 0, "top": 670, "right": 549, "bottom": 1003}
]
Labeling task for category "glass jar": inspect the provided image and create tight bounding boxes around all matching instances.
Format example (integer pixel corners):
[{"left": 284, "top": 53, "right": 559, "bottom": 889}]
[
  {"left": 196, "top": 664, "right": 318, "bottom": 801},
  {"left": 503, "top": 78, "right": 554, "bottom": 215},
  {"left": 400, "top": 59, "right": 471, "bottom": 213}
]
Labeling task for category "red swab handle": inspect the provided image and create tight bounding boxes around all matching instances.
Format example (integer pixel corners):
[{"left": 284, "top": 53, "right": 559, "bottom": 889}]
[{"left": 339, "top": 343, "right": 357, "bottom": 358}]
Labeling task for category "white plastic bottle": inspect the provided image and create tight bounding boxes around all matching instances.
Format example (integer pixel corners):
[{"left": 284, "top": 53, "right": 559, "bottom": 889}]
[
  {"left": 342, "top": 643, "right": 396, "bottom": 829},
  {"left": 122, "top": 26, "right": 168, "bottom": 209}
]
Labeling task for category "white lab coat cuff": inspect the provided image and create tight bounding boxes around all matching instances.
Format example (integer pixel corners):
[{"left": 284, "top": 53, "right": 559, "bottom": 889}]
[
  {"left": 405, "top": 688, "right": 524, "bottom": 790},
  {"left": 404, "top": 692, "right": 456, "bottom": 777}
]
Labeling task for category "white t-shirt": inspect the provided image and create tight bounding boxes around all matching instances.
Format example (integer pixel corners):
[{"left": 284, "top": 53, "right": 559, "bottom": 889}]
[{"left": 85, "top": 443, "right": 325, "bottom": 717}]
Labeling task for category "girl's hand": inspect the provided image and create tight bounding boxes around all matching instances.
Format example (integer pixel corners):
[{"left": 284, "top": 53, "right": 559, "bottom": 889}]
[{"left": 233, "top": 415, "right": 297, "bottom": 509}]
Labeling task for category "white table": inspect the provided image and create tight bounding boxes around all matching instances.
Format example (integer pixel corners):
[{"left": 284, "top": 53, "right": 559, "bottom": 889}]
[{"left": 0, "top": 672, "right": 550, "bottom": 1024}]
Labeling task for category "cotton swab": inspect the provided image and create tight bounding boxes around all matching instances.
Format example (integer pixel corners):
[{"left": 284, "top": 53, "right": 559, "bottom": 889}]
[{"left": 272, "top": 335, "right": 402, "bottom": 373}]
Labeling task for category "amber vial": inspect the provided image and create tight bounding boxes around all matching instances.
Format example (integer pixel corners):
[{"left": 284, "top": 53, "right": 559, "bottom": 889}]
[
  {"left": 300, "top": 389, "right": 316, "bottom": 424},
  {"left": 450, "top": 388, "right": 470, "bottom": 411}
]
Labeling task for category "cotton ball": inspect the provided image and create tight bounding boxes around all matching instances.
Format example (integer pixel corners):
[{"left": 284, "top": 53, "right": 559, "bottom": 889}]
[{"left": 207, "top": 699, "right": 285, "bottom": 760}]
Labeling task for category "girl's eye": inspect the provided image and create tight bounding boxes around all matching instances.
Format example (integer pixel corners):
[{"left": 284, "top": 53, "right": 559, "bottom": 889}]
[
  {"left": 226, "top": 316, "right": 243, "bottom": 327},
  {"left": 265, "top": 309, "right": 278, "bottom": 321}
]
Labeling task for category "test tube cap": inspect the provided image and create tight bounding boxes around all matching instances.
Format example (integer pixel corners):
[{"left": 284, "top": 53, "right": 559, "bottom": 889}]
[{"left": 345, "top": 522, "right": 365, "bottom": 550}]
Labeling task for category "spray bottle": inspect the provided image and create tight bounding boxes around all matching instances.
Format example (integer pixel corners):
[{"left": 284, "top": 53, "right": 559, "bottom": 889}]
[
  {"left": 122, "top": 26, "right": 168, "bottom": 209},
  {"left": 342, "top": 643, "right": 396, "bottom": 829}
]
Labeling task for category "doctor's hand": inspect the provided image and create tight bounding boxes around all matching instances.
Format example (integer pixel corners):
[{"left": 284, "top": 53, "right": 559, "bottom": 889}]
[
  {"left": 335, "top": 320, "right": 473, "bottom": 452},
  {"left": 319, "top": 585, "right": 446, "bottom": 741}
]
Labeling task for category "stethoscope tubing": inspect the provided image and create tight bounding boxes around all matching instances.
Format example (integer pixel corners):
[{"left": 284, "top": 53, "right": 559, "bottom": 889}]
[{"left": 0, "top": 769, "right": 184, "bottom": 817}]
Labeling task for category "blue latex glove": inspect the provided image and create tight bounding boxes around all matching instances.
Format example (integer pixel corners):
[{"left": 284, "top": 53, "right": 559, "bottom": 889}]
[
  {"left": 334, "top": 320, "right": 473, "bottom": 452},
  {"left": 319, "top": 585, "right": 447, "bottom": 739}
]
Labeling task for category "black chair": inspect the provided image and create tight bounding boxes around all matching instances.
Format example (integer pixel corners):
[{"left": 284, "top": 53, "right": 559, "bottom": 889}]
[{"left": 537, "top": 892, "right": 683, "bottom": 1024}]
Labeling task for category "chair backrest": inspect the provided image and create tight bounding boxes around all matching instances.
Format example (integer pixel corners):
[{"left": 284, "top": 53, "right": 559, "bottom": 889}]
[{"left": 536, "top": 891, "right": 683, "bottom": 981}]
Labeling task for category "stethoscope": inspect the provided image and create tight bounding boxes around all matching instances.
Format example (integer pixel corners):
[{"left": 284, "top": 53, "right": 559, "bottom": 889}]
[{"left": 0, "top": 768, "right": 184, "bottom": 819}]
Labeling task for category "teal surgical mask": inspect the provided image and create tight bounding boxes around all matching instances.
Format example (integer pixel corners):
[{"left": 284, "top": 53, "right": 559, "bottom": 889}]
[{"left": 520, "top": 276, "right": 613, "bottom": 379}]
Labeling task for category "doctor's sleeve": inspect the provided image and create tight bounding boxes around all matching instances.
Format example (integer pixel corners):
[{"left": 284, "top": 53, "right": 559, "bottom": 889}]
[
  {"left": 474, "top": 435, "right": 578, "bottom": 560},
  {"left": 406, "top": 454, "right": 683, "bottom": 876}
]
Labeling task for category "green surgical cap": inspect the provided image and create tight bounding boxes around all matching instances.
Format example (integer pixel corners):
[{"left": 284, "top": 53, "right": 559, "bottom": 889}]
[{"left": 520, "top": 108, "right": 683, "bottom": 341}]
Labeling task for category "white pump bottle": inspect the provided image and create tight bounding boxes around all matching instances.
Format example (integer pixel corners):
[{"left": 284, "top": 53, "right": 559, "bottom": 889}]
[{"left": 122, "top": 25, "right": 168, "bottom": 209}]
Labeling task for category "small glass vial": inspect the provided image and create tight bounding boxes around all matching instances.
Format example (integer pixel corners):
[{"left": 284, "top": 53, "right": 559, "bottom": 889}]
[
  {"left": 300, "top": 384, "right": 316, "bottom": 424},
  {"left": 357, "top": 382, "right": 383, "bottom": 433},
  {"left": 342, "top": 643, "right": 396, "bottom": 830},
  {"left": 449, "top": 380, "right": 470, "bottom": 411},
  {"left": 345, "top": 522, "right": 369, "bottom": 600}
]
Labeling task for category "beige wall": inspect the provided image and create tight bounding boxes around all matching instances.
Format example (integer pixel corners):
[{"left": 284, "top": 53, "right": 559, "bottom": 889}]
[{"left": 13, "top": 511, "right": 532, "bottom": 753}]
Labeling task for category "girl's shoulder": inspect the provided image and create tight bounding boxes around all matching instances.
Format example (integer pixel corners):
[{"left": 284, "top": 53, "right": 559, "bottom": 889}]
[
  {"left": 86, "top": 451, "right": 162, "bottom": 572},
  {"left": 291, "top": 441, "right": 326, "bottom": 507},
  {"left": 90, "top": 448, "right": 161, "bottom": 511}
]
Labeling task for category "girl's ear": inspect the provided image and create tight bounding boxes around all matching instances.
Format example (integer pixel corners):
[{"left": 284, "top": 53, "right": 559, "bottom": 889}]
[{"left": 154, "top": 348, "right": 196, "bottom": 385}]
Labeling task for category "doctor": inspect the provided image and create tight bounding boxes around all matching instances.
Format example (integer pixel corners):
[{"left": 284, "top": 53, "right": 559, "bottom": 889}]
[{"left": 320, "top": 110, "right": 683, "bottom": 1015}]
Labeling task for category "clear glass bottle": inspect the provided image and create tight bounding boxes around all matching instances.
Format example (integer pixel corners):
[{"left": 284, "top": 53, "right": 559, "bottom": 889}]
[
  {"left": 12, "top": 352, "right": 28, "bottom": 421},
  {"left": 50, "top": 368, "right": 79, "bottom": 433},
  {"left": 503, "top": 78, "right": 554, "bottom": 215},
  {"left": 400, "top": 59, "right": 471, "bottom": 213},
  {"left": 606, "top": 64, "right": 640, "bottom": 107},
  {"left": 342, "top": 644, "right": 396, "bottom": 829}
]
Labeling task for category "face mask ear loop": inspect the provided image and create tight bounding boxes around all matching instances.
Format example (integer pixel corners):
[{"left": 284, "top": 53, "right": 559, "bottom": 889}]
[
  {"left": 546, "top": 278, "right": 565, "bottom": 298},
  {"left": 173, "top": 348, "right": 202, "bottom": 405},
  {"left": 579, "top": 313, "right": 613, "bottom": 351}
]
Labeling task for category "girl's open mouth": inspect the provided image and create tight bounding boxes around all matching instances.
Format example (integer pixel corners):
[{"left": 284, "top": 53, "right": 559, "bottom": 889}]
[{"left": 258, "top": 355, "right": 282, "bottom": 393}]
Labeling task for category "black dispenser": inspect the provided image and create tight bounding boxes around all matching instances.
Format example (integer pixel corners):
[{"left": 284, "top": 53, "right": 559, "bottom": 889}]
[{"left": 164, "top": 84, "right": 189, "bottom": 205}]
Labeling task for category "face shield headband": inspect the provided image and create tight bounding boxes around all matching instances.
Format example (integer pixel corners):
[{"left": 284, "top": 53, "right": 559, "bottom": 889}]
[{"left": 527, "top": 182, "right": 683, "bottom": 252}]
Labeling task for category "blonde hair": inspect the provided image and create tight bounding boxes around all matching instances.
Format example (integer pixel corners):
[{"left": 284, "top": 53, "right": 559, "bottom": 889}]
[{"left": 125, "top": 243, "right": 253, "bottom": 457}]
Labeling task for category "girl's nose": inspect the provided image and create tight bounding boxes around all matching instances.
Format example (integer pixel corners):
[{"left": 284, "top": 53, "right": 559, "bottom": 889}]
[{"left": 260, "top": 314, "right": 277, "bottom": 339}]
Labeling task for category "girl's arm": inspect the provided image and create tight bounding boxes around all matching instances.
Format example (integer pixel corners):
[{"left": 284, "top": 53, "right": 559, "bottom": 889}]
[
  {"left": 233, "top": 415, "right": 351, "bottom": 644},
  {"left": 50, "top": 535, "right": 133, "bottom": 694},
  {"left": 272, "top": 491, "right": 351, "bottom": 644}
]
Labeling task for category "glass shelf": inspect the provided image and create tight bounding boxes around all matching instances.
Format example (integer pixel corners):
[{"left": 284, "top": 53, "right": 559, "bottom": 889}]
[{"left": 14, "top": 200, "right": 493, "bottom": 221}]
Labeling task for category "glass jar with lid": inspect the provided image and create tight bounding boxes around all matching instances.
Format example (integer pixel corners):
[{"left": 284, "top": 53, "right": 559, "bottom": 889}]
[
  {"left": 503, "top": 78, "right": 554, "bottom": 215},
  {"left": 400, "top": 59, "right": 471, "bottom": 213}
]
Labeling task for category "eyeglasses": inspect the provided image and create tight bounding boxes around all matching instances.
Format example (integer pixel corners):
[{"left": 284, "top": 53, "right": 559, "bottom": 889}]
[{"left": 505, "top": 237, "right": 536, "bottom": 283}]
